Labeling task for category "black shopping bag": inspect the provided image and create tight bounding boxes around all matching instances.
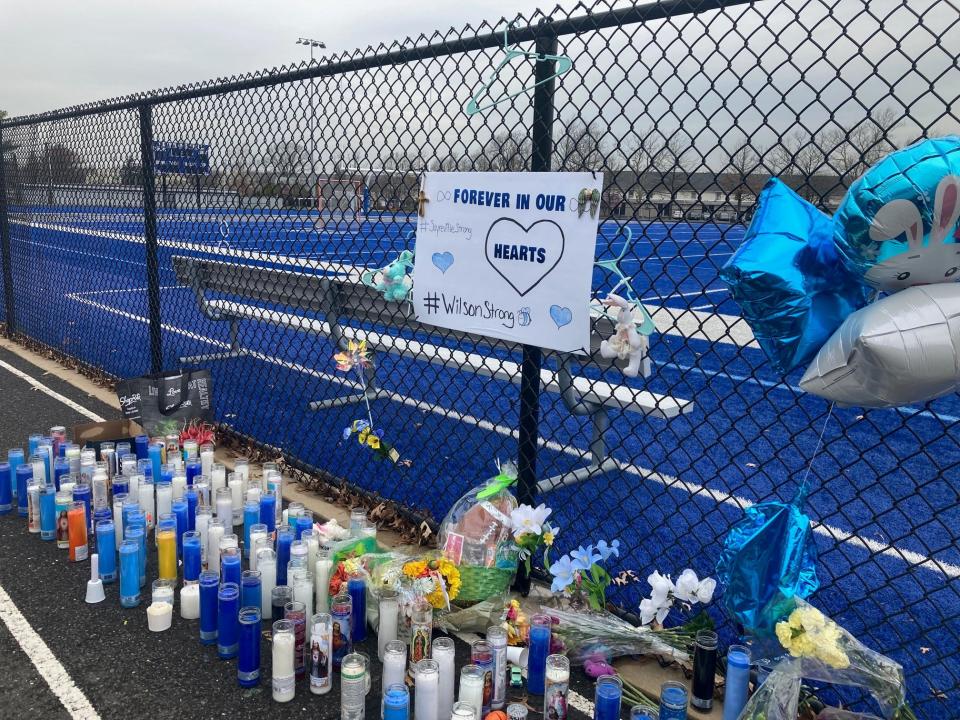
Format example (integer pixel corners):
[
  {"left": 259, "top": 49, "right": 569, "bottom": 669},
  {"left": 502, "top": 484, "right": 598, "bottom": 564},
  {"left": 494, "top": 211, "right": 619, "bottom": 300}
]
[{"left": 115, "top": 370, "right": 214, "bottom": 437}]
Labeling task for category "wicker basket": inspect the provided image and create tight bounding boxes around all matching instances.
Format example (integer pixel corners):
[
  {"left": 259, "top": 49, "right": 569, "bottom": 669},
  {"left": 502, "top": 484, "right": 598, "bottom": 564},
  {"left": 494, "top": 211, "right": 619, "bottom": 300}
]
[{"left": 455, "top": 565, "right": 516, "bottom": 605}]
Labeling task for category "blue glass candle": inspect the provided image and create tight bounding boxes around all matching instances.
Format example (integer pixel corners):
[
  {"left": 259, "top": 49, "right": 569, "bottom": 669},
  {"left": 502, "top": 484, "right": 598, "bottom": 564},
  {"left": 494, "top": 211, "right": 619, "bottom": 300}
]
[
  {"left": 199, "top": 571, "right": 219, "bottom": 644},
  {"left": 276, "top": 525, "right": 294, "bottom": 587},
  {"left": 723, "top": 646, "right": 751, "bottom": 720},
  {"left": 383, "top": 683, "right": 410, "bottom": 720},
  {"left": 237, "top": 606, "right": 261, "bottom": 687},
  {"left": 222, "top": 546, "right": 242, "bottom": 586},
  {"left": 39, "top": 482, "right": 56, "bottom": 540},
  {"left": 241, "top": 569, "right": 262, "bottom": 609},
  {"left": 72, "top": 483, "right": 92, "bottom": 531},
  {"left": 28, "top": 434, "right": 42, "bottom": 459},
  {"left": 116, "top": 442, "right": 131, "bottom": 465},
  {"left": 8, "top": 448, "right": 24, "bottom": 500},
  {"left": 38, "top": 443, "right": 52, "bottom": 485},
  {"left": 243, "top": 500, "right": 259, "bottom": 558},
  {"left": 112, "top": 476, "right": 129, "bottom": 497},
  {"left": 172, "top": 498, "right": 189, "bottom": 559},
  {"left": 185, "top": 488, "right": 199, "bottom": 532},
  {"left": 183, "top": 530, "right": 202, "bottom": 583},
  {"left": 259, "top": 491, "right": 276, "bottom": 534},
  {"left": 160, "top": 463, "right": 174, "bottom": 486},
  {"left": 134, "top": 434, "right": 149, "bottom": 460},
  {"left": 594, "top": 676, "right": 623, "bottom": 720},
  {"left": 0, "top": 462, "right": 10, "bottom": 514},
  {"left": 148, "top": 443, "right": 163, "bottom": 482},
  {"left": 96, "top": 520, "right": 117, "bottom": 582},
  {"left": 347, "top": 576, "right": 367, "bottom": 643},
  {"left": 119, "top": 539, "right": 140, "bottom": 607},
  {"left": 218, "top": 582, "right": 241, "bottom": 659},
  {"left": 296, "top": 514, "right": 312, "bottom": 541},
  {"left": 527, "top": 613, "right": 551, "bottom": 695},
  {"left": 53, "top": 457, "right": 69, "bottom": 492},
  {"left": 186, "top": 460, "right": 201, "bottom": 486},
  {"left": 16, "top": 464, "right": 31, "bottom": 517},
  {"left": 137, "top": 458, "right": 152, "bottom": 481},
  {"left": 92, "top": 506, "right": 111, "bottom": 553},
  {"left": 121, "top": 498, "right": 141, "bottom": 537},
  {"left": 658, "top": 681, "right": 688, "bottom": 720},
  {"left": 126, "top": 524, "right": 147, "bottom": 588}
]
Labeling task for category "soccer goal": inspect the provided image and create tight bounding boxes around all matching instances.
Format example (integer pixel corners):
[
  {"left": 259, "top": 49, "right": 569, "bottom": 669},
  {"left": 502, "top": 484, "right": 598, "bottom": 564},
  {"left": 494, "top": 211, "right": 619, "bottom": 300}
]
[{"left": 317, "top": 177, "right": 364, "bottom": 224}]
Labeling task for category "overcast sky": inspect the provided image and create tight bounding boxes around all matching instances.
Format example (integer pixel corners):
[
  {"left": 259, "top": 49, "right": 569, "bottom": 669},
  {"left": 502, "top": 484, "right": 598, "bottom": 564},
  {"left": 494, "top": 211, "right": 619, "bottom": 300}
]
[{"left": 0, "top": 0, "right": 571, "bottom": 117}]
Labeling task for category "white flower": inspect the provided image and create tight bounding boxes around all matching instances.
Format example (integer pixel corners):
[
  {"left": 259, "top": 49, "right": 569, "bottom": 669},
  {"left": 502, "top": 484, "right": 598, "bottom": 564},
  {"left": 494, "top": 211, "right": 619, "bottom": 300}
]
[
  {"left": 673, "top": 568, "right": 701, "bottom": 604},
  {"left": 639, "top": 596, "right": 672, "bottom": 625},
  {"left": 647, "top": 570, "right": 674, "bottom": 605},
  {"left": 509, "top": 503, "right": 552, "bottom": 539},
  {"left": 319, "top": 519, "right": 350, "bottom": 540},
  {"left": 695, "top": 576, "right": 716, "bottom": 604}
]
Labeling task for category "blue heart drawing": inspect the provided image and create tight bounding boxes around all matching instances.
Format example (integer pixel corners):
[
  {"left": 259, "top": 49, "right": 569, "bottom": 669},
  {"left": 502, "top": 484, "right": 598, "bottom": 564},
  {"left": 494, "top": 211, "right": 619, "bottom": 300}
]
[
  {"left": 431, "top": 251, "right": 455, "bottom": 273},
  {"left": 549, "top": 305, "right": 572, "bottom": 328}
]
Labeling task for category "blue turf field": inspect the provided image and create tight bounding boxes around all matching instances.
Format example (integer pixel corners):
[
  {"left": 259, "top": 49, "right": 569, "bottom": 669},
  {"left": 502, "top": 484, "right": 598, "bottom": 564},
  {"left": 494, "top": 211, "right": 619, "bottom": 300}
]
[{"left": 7, "top": 206, "right": 960, "bottom": 716}]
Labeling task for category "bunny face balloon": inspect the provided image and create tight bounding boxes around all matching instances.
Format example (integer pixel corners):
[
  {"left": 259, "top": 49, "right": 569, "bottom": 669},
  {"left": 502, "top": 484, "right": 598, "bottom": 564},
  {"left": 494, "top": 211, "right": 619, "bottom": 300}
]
[{"left": 833, "top": 136, "right": 960, "bottom": 291}]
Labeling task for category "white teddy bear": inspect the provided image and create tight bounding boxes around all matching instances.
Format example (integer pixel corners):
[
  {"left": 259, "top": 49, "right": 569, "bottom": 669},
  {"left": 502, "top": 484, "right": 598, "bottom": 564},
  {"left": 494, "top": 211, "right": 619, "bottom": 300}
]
[{"left": 598, "top": 292, "right": 646, "bottom": 377}]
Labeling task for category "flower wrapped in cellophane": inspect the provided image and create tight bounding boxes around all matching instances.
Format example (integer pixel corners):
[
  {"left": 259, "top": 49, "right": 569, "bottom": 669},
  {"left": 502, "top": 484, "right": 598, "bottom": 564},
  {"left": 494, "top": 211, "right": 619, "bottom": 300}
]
[{"left": 740, "top": 599, "right": 915, "bottom": 720}]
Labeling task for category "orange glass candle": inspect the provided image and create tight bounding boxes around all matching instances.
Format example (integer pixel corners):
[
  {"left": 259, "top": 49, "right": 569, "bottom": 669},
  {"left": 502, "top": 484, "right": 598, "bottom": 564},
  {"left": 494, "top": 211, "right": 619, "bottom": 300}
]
[{"left": 67, "top": 501, "right": 88, "bottom": 562}]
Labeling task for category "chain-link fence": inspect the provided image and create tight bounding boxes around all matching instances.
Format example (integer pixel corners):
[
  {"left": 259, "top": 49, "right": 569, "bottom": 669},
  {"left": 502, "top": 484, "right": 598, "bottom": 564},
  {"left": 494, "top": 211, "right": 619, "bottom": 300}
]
[{"left": 2, "top": 0, "right": 959, "bottom": 715}]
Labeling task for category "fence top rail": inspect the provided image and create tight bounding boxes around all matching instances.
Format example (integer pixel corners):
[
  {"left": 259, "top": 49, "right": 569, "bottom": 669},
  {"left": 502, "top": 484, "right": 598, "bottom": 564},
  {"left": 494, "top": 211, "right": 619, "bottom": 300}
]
[{"left": 1, "top": 0, "right": 753, "bottom": 128}]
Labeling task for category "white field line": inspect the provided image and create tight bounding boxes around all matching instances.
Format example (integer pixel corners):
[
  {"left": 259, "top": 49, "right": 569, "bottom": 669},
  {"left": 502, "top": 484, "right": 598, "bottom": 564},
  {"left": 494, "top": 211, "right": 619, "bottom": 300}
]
[
  {"left": 0, "top": 357, "right": 105, "bottom": 421},
  {"left": 0, "top": 583, "right": 101, "bottom": 719},
  {"left": 62, "top": 291, "right": 960, "bottom": 579}
]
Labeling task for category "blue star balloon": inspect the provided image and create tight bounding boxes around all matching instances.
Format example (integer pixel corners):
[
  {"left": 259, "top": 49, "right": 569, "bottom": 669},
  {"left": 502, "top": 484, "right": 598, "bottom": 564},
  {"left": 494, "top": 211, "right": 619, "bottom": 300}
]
[
  {"left": 720, "top": 179, "right": 869, "bottom": 374},
  {"left": 716, "top": 488, "right": 819, "bottom": 637}
]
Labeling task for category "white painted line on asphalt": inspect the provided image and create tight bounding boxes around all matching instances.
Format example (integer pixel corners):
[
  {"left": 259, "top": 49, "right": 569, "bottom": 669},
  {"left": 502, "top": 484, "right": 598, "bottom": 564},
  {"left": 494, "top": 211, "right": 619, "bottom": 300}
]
[
  {"left": 0, "top": 582, "right": 102, "bottom": 719},
  {"left": 0, "top": 358, "right": 105, "bottom": 422}
]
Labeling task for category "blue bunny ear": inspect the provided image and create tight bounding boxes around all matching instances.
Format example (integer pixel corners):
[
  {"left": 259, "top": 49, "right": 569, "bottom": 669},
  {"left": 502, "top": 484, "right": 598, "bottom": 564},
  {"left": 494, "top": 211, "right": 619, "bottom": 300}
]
[{"left": 720, "top": 179, "right": 869, "bottom": 374}]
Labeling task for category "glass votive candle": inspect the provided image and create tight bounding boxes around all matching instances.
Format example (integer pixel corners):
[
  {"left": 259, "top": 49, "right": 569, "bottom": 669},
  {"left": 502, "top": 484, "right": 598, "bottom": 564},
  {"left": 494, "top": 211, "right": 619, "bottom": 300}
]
[
  {"left": 692, "top": 629, "right": 718, "bottom": 710},
  {"left": 118, "top": 538, "right": 140, "bottom": 607},
  {"left": 237, "top": 606, "right": 261, "bottom": 688},
  {"left": 383, "top": 682, "right": 410, "bottom": 720},
  {"left": 723, "top": 645, "right": 752, "bottom": 720},
  {"left": 218, "top": 582, "right": 241, "bottom": 659},
  {"left": 506, "top": 703, "right": 528, "bottom": 720},
  {"left": 382, "top": 639, "right": 407, "bottom": 690},
  {"left": 151, "top": 579, "right": 175, "bottom": 607},
  {"left": 658, "top": 681, "right": 688, "bottom": 720},
  {"left": 455, "top": 702, "right": 481, "bottom": 720},
  {"left": 309, "top": 612, "right": 333, "bottom": 695},
  {"left": 415, "top": 658, "right": 440, "bottom": 720},
  {"left": 284, "top": 600, "right": 307, "bottom": 680},
  {"left": 594, "top": 675, "right": 623, "bottom": 720},
  {"left": 349, "top": 506, "right": 366, "bottom": 536},
  {"left": 377, "top": 588, "right": 399, "bottom": 660},
  {"left": 458, "top": 665, "right": 484, "bottom": 720},
  {"left": 340, "top": 652, "right": 367, "bottom": 720},
  {"left": 630, "top": 705, "right": 660, "bottom": 720},
  {"left": 272, "top": 619, "right": 296, "bottom": 702},
  {"left": 241, "top": 569, "right": 262, "bottom": 611},
  {"left": 544, "top": 654, "right": 570, "bottom": 720}
]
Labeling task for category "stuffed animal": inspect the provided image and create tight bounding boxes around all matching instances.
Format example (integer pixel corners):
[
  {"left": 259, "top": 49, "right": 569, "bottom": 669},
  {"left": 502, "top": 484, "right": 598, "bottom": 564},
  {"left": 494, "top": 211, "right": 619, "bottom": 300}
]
[{"left": 598, "top": 293, "right": 646, "bottom": 377}]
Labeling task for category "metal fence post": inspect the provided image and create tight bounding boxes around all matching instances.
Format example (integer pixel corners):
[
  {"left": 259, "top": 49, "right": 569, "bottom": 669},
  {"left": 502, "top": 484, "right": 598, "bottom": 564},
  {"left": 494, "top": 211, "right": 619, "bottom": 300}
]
[
  {"left": 138, "top": 104, "right": 164, "bottom": 373},
  {"left": 514, "top": 25, "right": 559, "bottom": 593},
  {"left": 0, "top": 123, "right": 15, "bottom": 337}
]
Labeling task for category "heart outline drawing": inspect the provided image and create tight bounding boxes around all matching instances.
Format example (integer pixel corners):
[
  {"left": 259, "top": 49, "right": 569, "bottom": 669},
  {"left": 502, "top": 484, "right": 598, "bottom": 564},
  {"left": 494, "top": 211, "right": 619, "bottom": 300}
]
[
  {"left": 549, "top": 305, "right": 573, "bottom": 328},
  {"left": 484, "top": 218, "right": 565, "bottom": 297},
  {"left": 432, "top": 251, "right": 454, "bottom": 273}
]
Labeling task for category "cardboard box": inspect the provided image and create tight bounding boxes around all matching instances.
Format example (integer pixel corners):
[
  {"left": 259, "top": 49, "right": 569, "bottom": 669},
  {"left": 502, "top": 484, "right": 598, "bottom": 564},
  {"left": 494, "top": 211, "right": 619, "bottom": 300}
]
[{"left": 73, "top": 419, "right": 146, "bottom": 455}]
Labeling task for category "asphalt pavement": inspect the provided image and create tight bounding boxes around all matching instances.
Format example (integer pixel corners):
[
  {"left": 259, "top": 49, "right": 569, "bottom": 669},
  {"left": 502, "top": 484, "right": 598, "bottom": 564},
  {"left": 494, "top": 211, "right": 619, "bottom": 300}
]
[{"left": 0, "top": 345, "right": 596, "bottom": 720}]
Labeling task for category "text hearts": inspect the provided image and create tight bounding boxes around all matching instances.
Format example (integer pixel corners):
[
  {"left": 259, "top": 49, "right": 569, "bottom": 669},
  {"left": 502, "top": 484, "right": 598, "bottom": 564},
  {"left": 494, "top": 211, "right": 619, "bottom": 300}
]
[{"left": 484, "top": 218, "right": 565, "bottom": 297}]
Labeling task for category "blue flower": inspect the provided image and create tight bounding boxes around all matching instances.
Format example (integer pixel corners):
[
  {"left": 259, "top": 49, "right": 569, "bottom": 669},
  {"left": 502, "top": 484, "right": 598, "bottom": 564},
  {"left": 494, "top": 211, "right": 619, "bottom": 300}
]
[
  {"left": 570, "top": 544, "right": 601, "bottom": 571},
  {"left": 342, "top": 426, "right": 353, "bottom": 440},
  {"left": 596, "top": 539, "right": 620, "bottom": 561},
  {"left": 550, "top": 554, "right": 577, "bottom": 593}
]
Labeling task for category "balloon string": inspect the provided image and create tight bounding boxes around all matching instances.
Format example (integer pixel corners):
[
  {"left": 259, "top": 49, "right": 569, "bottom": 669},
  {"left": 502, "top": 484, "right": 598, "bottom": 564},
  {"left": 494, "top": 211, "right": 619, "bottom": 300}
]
[{"left": 798, "top": 401, "right": 836, "bottom": 497}]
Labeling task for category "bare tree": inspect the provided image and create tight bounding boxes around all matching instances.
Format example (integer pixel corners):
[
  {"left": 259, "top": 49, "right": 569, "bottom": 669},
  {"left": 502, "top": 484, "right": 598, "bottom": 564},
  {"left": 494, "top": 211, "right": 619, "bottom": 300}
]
[
  {"left": 768, "top": 130, "right": 830, "bottom": 201},
  {"left": 555, "top": 120, "right": 605, "bottom": 172},
  {"left": 720, "top": 143, "right": 762, "bottom": 222},
  {"left": 825, "top": 108, "right": 898, "bottom": 184}
]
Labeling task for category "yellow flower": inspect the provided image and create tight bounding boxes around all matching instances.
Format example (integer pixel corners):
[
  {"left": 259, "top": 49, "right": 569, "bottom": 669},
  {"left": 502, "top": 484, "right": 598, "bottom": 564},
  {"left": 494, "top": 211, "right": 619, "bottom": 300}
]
[
  {"left": 343, "top": 558, "right": 361, "bottom": 576},
  {"left": 776, "top": 606, "right": 850, "bottom": 669},
  {"left": 403, "top": 560, "right": 428, "bottom": 579},
  {"left": 367, "top": 434, "right": 381, "bottom": 450},
  {"left": 543, "top": 530, "right": 555, "bottom": 546}
]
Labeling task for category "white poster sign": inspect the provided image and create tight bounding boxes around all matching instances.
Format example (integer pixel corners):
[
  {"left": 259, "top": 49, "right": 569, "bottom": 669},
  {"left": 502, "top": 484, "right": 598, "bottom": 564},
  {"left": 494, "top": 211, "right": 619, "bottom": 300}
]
[{"left": 412, "top": 171, "right": 602, "bottom": 353}]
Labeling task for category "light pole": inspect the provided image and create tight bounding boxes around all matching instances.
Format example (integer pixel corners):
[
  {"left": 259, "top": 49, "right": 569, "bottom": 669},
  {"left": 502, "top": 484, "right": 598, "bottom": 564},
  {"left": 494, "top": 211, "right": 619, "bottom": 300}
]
[{"left": 296, "top": 38, "right": 326, "bottom": 208}]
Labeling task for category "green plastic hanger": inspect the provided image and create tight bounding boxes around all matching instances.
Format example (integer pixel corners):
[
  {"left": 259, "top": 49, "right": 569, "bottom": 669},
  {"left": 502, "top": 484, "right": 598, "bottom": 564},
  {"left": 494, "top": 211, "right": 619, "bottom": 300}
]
[
  {"left": 465, "top": 21, "right": 573, "bottom": 116},
  {"left": 592, "top": 225, "right": 657, "bottom": 336}
]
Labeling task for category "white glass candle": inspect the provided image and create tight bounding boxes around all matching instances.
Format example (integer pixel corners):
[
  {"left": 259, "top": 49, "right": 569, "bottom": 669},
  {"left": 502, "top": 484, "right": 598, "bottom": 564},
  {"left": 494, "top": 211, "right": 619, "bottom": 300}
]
[
  {"left": 172, "top": 474, "right": 186, "bottom": 501},
  {"left": 234, "top": 459, "right": 250, "bottom": 497},
  {"left": 378, "top": 589, "right": 399, "bottom": 660},
  {"left": 382, "top": 640, "right": 407, "bottom": 691},
  {"left": 228, "top": 474, "right": 242, "bottom": 527},
  {"left": 156, "top": 482, "right": 172, "bottom": 519},
  {"left": 246, "top": 487, "right": 261, "bottom": 504},
  {"left": 272, "top": 620, "right": 296, "bottom": 702},
  {"left": 293, "top": 569, "right": 314, "bottom": 642},
  {"left": 341, "top": 653, "right": 367, "bottom": 720},
  {"left": 305, "top": 530, "right": 319, "bottom": 571},
  {"left": 112, "top": 495, "right": 124, "bottom": 537},
  {"left": 315, "top": 556, "right": 333, "bottom": 613},
  {"left": 415, "top": 659, "right": 440, "bottom": 720},
  {"left": 459, "top": 665, "right": 484, "bottom": 720},
  {"left": 215, "top": 487, "right": 232, "bottom": 526},
  {"left": 196, "top": 509, "right": 211, "bottom": 568},
  {"left": 249, "top": 528, "right": 268, "bottom": 571},
  {"left": 211, "top": 463, "right": 226, "bottom": 494},
  {"left": 434, "top": 637, "right": 456, "bottom": 720},
  {"left": 487, "top": 626, "right": 508, "bottom": 710},
  {"left": 259, "top": 551, "right": 277, "bottom": 620},
  {"left": 200, "top": 446, "right": 214, "bottom": 478},
  {"left": 265, "top": 471, "right": 283, "bottom": 523},
  {"left": 127, "top": 473, "right": 140, "bottom": 501},
  {"left": 207, "top": 520, "right": 225, "bottom": 579},
  {"left": 180, "top": 583, "right": 200, "bottom": 619},
  {"left": 138, "top": 479, "right": 155, "bottom": 530},
  {"left": 309, "top": 613, "right": 333, "bottom": 695}
]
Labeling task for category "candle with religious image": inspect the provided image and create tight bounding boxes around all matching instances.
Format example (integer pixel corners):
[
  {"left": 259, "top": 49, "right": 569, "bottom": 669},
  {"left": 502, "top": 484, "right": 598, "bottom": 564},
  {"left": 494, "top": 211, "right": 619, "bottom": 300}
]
[
  {"left": 544, "top": 655, "right": 570, "bottom": 720},
  {"left": 330, "top": 591, "right": 353, "bottom": 669},
  {"left": 309, "top": 612, "right": 333, "bottom": 694},
  {"left": 471, "top": 640, "right": 494, "bottom": 715},
  {"left": 487, "top": 625, "right": 508, "bottom": 709},
  {"left": 55, "top": 489, "right": 72, "bottom": 549},
  {"left": 285, "top": 600, "right": 307, "bottom": 680},
  {"left": 39, "top": 480, "right": 57, "bottom": 540},
  {"left": 408, "top": 599, "right": 432, "bottom": 670},
  {"left": 27, "top": 477, "right": 41, "bottom": 533}
]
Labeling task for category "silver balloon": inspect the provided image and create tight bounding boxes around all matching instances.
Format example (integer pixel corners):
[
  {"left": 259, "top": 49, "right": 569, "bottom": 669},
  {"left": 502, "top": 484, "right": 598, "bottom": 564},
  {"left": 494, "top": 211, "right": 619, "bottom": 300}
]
[{"left": 800, "top": 284, "right": 960, "bottom": 407}]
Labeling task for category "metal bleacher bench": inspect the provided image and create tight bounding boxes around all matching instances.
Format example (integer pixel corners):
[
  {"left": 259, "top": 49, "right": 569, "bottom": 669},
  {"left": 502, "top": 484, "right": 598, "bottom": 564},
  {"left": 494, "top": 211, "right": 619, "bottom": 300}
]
[{"left": 172, "top": 255, "right": 694, "bottom": 491}]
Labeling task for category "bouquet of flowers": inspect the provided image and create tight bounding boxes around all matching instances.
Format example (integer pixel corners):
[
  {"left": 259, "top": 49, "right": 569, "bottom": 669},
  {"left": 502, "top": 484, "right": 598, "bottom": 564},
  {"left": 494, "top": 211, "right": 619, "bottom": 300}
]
[
  {"left": 335, "top": 340, "right": 400, "bottom": 463},
  {"left": 740, "top": 599, "right": 915, "bottom": 720},
  {"left": 548, "top": 539, "right": 622, "bottom": 611},
  {"left": 509, "top": 503, "right": 559, "bottom": 574},
  {"left": 401, "top": 556, "right": 462, "bottom": 611}
]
